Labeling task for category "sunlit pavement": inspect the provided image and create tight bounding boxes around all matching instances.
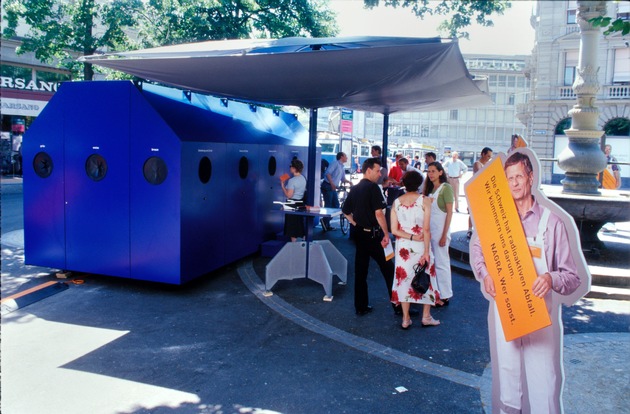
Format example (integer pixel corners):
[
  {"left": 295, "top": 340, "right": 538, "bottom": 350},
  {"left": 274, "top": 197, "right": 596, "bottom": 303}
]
[{"left": 2, "top": 176, "right": 629, "bottom": 413}]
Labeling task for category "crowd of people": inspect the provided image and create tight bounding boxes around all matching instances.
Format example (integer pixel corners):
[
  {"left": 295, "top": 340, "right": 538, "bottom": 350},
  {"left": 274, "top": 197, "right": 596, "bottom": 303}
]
[
  {"left": 336, "top": 147, "right": 481, "bottom": 329},
  {"left": 297, "top": 139, "right": 615, "bottom": 332},
  {"left": 283, "top": 140, "right": 596, "bottom": 413},
  {"left": 280, "top": 146, "right": 485, "bottom": 329}
]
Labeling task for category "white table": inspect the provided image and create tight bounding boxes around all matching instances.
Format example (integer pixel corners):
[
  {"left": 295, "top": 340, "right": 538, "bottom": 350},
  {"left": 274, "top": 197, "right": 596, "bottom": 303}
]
[{"left": 265, "top": 208, "right": 347, "bottom": 301}]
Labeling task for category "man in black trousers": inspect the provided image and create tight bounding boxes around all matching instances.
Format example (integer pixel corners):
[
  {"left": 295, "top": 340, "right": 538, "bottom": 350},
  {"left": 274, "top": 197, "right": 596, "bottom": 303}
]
[{"left": 342, "top": 157, "right": 404, "bottom": 316}]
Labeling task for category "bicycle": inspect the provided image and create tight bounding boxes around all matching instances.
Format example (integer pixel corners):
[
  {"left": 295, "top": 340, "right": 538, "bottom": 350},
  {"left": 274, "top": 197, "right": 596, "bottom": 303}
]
[
  {"left": 319, "top": 181, "right": 352, "bottom": 234},
  {"left": 337, "top": 182, "right": 352, "bottom": 235}
]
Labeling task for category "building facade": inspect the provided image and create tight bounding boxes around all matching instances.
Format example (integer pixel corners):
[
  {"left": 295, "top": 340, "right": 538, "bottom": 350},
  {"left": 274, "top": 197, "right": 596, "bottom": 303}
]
[
  {"left": 316, "top": 54, "right": 530, "bottom": 166},
  {"left": 518, "top": 0, "right": 629, "bottom": 186},
  {"left": 1, "top": 34, "right": 71, "bottom": 174}
]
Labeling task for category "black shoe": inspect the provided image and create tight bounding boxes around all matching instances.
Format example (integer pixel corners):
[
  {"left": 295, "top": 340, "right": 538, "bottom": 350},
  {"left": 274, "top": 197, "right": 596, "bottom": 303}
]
[
  {"left": 328, "top": 226, "right": 337, "bottom": 231},
  {"left": 435, "top": 298, "right": 450, "bottom": 308},
  {"left": 356, "top": 306, "right": 373, "bottom": 316}
]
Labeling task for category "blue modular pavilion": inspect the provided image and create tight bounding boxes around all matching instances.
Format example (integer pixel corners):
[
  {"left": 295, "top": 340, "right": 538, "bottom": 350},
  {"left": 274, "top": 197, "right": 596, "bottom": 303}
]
[{"left": 23, "top": 80, "right": 313, "bottom": 284}]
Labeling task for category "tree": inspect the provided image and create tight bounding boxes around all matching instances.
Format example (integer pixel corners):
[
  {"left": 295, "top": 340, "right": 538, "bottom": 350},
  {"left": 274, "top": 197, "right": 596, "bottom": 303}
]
[
  {"left": 363, "top": 0, "right": 511, "bottom": 39},
  {"left": 2, "top": 0, "right": 338, "bottom": 80},
  {"left": 2, "top": 0, "right": 142, "bottom": 80},
  {"left": 589, "top": 16, "right": 630, "bottom": 36},
  {"left": 135, "top": 0, "right": 338, "bottom": 48}
]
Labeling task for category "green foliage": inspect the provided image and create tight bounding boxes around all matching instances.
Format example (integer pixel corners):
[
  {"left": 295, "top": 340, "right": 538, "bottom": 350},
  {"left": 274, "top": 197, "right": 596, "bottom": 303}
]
[
  {"left": 555, "top": 118, "right": 572, "bottom": 136},
  {"left": 136, "top": 0, "right": 338, "bottom": 48},
  {"left": 2, "top": 0, "right": 338, "bottom": 80},
  {"left": 589, "top": 16, "right": 630, "bottom": 36},
  {"left": 363, "top": 0, "right": 511, "bottom": 38},
  {"left": 2, "top": 0, "right": 143, "bottom": 80},
  {"left": 604, "top": 118, "right": 630, "bottom": 137}
]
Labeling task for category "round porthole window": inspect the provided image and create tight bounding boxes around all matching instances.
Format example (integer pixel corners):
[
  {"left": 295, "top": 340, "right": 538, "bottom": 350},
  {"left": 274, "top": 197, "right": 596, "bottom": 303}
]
[
  {"left": 85, "top": 154, "right": 108, "bottom": 181},
  {"left": 199, "top": 156, "right": 212, "bottom": 184},
  {"left": 238, "top": 156, "right": 249, "bottom": 179},
  {"left": 33, "top": 152, "right": 54, "bottom": 178},
  {"left": 143, "top": 156, "right": 168, "bottom": 185},
  {"left": 267, "top": 156, "right": 277, "bottom": 176}
]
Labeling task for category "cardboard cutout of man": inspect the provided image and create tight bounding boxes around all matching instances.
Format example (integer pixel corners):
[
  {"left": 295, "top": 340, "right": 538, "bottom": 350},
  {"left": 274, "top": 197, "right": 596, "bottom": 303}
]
[{"left": 467, "top": 148, "right": 590, "bottom": 414}]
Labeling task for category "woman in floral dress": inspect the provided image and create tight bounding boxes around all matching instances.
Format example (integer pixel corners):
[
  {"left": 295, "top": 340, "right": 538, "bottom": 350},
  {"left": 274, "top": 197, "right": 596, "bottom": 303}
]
[{"left": 390, "top": 170, "right": 440, "bottom": 329}]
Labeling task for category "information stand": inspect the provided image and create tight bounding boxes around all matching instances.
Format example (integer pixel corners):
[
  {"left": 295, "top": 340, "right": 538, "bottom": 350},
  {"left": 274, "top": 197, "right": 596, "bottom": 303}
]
[{"left": 265, "top": 208, "right": 347, "bottom": 301}]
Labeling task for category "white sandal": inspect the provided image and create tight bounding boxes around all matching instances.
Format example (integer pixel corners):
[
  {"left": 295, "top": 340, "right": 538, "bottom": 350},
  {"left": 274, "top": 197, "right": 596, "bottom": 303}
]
[{"left": 422, "top": 316, "right": 440, "bottom": 327}]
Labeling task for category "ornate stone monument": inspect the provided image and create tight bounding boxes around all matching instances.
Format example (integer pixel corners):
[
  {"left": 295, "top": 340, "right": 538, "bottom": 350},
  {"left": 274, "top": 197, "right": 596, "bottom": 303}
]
[
  {"left": 557, "top": 0, "right": 608, "bottom": 194},
  {"left": 546, "top": 0, "right": 630, "bottom": 252}
]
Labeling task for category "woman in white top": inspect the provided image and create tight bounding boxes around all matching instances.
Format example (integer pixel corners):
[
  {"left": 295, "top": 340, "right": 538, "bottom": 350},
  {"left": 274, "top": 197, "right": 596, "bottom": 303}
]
[
  {"left": 281, "top": 158, "right": 307, "bottom": 242},
  {"left": 390, "top": 170, "right": 440, "bottom": 329},
  {"left": 423, "top": 162, "right": 455, "bottom": 307}
]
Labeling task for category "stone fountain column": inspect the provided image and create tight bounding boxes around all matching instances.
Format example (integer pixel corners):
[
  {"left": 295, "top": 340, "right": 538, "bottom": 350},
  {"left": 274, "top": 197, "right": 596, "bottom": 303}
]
[
  {"left": 543, "top": 0, "right": 630, "bottom": 255},
  {"left": 557, "top": 0, "right": 607, "bottom": 194}
]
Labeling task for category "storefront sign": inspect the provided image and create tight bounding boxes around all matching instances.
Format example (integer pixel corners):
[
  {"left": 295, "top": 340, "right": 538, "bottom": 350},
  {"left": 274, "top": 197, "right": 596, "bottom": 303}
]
[
  {"left": 0, "top": 76, "right": 60, "bottom": 92},
  {"left": 1, "top": 97, "right": 48, "bottom": 117}
]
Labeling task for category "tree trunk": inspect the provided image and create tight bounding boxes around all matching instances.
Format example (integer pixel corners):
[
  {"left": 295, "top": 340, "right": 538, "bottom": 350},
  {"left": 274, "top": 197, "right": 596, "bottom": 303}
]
[{"left": 84, "top": 62, "right": 94, "bottom": 81}]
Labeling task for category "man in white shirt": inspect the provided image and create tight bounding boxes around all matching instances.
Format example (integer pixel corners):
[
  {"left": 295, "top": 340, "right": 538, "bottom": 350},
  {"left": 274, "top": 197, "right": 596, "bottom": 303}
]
[
  {"left": 443, "top": 151, "right": 468, "bottom": 212},
  {"left": 320, "top": 152, "right": 352, "bottom": 231},
  {"left": 397, "top": 157, "right": 421, "bottom": 174},
  {"left": 371, "top": 145, "right": 388, "bottom": 185}
]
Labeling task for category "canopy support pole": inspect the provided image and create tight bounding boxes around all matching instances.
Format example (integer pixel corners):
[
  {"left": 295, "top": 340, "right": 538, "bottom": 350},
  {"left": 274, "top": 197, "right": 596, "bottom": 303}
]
[
  {"left": 304, "top": 107, "right": 318, "bottom": 241},
  {"left": 307, "top": 108, "right": 318, "bottom": 206},
  {"left": 382, "top": 113, "right": 390, "bottom": 168}
]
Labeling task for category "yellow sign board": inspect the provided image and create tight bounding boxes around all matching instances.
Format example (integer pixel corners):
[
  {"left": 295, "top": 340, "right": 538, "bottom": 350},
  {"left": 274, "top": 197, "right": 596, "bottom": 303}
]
[
  {"left": 602, "top": 168, "right": 617, "bottom": 189},
  {"left": 467, "top": 157, "right": 551, "bottom": 341}
]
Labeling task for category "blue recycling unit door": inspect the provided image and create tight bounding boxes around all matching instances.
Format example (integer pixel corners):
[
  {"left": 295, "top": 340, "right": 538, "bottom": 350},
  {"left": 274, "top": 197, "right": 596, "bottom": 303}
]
[{"left": 23, "top": 81, "right": 309, "bottom": 284}]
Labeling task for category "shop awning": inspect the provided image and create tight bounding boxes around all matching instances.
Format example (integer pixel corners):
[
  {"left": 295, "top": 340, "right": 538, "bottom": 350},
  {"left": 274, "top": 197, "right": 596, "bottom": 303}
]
[{"left": 80, "top": 36, "right": 491, "bottom": 114}]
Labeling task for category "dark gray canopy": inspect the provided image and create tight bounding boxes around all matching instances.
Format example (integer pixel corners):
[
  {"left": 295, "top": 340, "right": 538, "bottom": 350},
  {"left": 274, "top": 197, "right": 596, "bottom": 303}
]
[{"left": 81, "top": 36, "right": 490, "bottom": 114}]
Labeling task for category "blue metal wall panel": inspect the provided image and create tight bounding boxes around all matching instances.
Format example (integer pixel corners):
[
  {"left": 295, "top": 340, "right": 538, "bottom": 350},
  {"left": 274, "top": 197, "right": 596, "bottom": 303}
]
[
  {"left": 22, "top": 86, "right": 67, "bottom": 269},
  {"left": 180, "top": 142, "right": 227, "bottom": 282},
  {"left": 224, "top": 143, "right": 260, "bottom": 263},
  {"left": 129, "top": 86, "right": 182, "bottom": 283},
  {"left": 258, "top": 145, "right": 285, "bottom": 240},
  {"left": 63, "top": 82, "right": 131, "bottom": 277}
]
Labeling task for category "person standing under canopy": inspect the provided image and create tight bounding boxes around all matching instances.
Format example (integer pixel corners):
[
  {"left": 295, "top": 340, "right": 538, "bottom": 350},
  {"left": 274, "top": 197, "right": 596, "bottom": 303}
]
[
  {"left": 280, "top": 158, "right": 307, "bottom": 242},
  {"left": 320, "top": 152, "right": 352, "bottom": 231},
  {"left": 342, "top": 157, "right": 400, "bottom": 316},
  {"left": 390, "top": 170, "right": 439, "bottom": 328}
]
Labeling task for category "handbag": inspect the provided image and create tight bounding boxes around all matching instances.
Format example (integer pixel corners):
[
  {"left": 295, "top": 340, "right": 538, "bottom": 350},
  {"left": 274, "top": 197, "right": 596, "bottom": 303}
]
[{"left": 411, "top": 262, "right": 430, "bottom": 294}]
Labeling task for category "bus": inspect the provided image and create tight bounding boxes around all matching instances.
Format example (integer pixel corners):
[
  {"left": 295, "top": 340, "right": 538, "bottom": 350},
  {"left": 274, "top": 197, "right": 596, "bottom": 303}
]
[
  {"left": 457, "top": 151, "right": 477, "bottom": 168},
  {"left": 441, "top": 148, "right": 477, "bottom": 167},
  {"left": 388, "top": 142, "right": 438, "bottom": 162},
  {"left": 318, "top": 132, "right": 372, "bottom": 173}
]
